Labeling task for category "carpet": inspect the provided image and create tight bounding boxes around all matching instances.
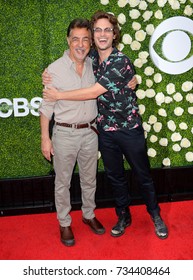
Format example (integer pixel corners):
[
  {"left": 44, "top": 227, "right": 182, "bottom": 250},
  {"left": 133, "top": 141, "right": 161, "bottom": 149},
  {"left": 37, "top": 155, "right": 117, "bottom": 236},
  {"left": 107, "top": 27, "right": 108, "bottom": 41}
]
[{"left": 0, "top": 200, "right": 193, "bottom": 260}]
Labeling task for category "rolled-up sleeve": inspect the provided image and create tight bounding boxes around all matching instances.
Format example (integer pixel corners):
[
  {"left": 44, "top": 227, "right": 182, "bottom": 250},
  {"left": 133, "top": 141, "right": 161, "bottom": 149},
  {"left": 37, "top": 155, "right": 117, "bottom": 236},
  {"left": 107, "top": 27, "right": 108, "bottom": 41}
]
[{"left": 39, "top": 99, "right": 55, "bottom": 120}]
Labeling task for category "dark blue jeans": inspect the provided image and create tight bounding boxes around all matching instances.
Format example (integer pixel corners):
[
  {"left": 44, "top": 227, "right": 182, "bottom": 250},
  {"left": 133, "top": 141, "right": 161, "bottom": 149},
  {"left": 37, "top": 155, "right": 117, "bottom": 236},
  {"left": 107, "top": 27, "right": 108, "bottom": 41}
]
[{"left": 98, "top": 125, "right": 160, "bottom": 218}]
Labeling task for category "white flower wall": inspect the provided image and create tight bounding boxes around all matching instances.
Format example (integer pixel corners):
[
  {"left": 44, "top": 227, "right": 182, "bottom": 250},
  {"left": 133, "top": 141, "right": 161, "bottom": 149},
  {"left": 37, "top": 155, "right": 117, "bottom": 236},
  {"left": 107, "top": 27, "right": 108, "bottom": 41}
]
[{"left": 99, "top": 0, "right": 193, "bottom": 168}]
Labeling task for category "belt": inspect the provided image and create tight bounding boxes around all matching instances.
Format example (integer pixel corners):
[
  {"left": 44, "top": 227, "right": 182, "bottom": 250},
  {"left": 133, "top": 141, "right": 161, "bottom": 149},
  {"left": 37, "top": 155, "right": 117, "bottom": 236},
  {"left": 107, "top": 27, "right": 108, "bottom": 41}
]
[{"left": 56, "top": 119, "right": 99, "bottom": 134}]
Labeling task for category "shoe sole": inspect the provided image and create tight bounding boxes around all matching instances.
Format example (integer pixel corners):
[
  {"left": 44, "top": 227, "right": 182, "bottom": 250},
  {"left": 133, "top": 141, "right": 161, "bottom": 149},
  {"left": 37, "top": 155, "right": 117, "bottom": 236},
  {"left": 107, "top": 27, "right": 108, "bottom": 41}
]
[
  {"left": 111, "top": 221, "right": 131, "bottom": 238},
  {"left": 61, "top": 238, "right": 75, "bottom": 247},
  {"left": 155, "top": 232, "right": 168, "bottom": 240}
]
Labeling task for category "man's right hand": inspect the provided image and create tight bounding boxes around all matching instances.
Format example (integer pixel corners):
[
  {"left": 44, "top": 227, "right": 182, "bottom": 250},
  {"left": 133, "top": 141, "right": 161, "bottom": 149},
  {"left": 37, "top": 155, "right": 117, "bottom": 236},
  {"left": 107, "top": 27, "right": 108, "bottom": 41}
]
[
  {"left": 41, "top": 138, "right": 54, "bottom": 161},
  {"left": 42, "top": 68, "right": 52, "bottom": 85}
]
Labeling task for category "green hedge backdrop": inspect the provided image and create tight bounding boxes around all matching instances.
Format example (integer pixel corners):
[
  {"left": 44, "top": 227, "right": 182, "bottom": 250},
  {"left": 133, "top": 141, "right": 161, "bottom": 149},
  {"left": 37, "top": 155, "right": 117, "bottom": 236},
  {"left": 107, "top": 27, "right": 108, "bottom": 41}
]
[{"left": 0, "top": 0, "right": 193, "bottom": 179}]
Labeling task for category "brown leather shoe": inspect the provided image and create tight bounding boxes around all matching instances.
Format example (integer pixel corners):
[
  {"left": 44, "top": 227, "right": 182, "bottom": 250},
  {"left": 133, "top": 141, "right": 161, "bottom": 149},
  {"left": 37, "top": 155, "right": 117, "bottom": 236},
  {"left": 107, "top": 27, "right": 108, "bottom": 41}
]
[
  {"left": 82, "top": 217, "right": 105, "bottom": 235},
  {"left": 60, "top": 226, "right": 75, "bottom": 246}
]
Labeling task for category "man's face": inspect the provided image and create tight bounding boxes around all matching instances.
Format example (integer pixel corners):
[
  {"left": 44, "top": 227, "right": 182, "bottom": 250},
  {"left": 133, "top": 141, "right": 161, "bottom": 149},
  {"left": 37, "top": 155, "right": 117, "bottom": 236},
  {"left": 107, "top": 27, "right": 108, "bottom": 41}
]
[
  {"left": 93, "top": 18, "right": 115, "bottom": 51},
  {"left": 67, "top": 27, "right": 92, "bottom": 62}
]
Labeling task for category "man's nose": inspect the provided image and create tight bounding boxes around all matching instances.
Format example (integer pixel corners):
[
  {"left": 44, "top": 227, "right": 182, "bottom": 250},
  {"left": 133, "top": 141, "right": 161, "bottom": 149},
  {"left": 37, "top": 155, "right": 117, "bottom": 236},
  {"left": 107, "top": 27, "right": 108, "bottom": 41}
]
[
  {"left": 100, "top": 30, "right": 106, "bottom": 35},
  {"left": 78, "top": 39, "right": 83, "bottom": 47}
]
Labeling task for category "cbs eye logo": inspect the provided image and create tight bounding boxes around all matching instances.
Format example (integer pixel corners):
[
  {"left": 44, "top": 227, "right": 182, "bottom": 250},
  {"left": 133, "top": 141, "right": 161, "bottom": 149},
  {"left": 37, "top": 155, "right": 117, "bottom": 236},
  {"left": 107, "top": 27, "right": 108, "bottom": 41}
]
[{"left": 149, "top": 16, "right": 193, "bottom": 75}]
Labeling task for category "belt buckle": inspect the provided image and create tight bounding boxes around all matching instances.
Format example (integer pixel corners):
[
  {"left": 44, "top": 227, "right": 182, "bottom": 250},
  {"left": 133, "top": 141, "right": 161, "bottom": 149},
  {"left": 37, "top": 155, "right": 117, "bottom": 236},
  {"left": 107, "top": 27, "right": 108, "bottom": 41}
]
[{"left": 72, "top": 123, "right": 78, "bottom": 129}]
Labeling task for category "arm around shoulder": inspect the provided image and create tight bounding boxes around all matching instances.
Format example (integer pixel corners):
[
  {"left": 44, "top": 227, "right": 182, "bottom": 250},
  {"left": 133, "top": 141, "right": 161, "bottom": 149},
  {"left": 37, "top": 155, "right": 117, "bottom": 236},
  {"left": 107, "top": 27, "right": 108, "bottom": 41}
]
[{"left": 43, "top": 82, "right": 107, "bottom": 101}]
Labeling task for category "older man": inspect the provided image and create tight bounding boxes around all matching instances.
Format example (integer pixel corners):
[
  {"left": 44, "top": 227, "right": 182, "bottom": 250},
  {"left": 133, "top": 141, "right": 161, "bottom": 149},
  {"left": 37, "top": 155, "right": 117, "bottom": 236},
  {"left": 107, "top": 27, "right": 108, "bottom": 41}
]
[{"left": 39, "top": 18, "right": 105, "bottom": 247}]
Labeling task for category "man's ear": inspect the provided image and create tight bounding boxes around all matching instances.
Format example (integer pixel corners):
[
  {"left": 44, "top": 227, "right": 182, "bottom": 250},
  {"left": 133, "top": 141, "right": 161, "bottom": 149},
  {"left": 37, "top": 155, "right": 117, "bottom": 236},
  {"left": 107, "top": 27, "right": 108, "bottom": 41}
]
[{"left": 67, "top": 36, "right": 70, "bottom": 46}]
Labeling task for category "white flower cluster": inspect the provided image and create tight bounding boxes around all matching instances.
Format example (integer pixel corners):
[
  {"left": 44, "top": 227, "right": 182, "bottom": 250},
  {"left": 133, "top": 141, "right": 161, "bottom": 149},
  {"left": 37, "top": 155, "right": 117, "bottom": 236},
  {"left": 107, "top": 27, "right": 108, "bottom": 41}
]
[
  {"left": 117, "top": 13, "right": 127, "bottom": 25},
  {"left": 184, "top": 5, "right": 193, "bottom": 16},
  {"left": 100, "top": 0, "right": 109, "bottom": 5},
  {"left": 118, "top": 0, "right": 128, "bottom": 8}
]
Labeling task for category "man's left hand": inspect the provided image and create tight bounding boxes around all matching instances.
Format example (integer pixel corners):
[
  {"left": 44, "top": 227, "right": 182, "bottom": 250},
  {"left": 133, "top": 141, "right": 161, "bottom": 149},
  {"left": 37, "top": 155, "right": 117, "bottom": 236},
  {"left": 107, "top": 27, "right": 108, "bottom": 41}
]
[{"left": 128, "top": 76, "right": 138, "bottom": 90}]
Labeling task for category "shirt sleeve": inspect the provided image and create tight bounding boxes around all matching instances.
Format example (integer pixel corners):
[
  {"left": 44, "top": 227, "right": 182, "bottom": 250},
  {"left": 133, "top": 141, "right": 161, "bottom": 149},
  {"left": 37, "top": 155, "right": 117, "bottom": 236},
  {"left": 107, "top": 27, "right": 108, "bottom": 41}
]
[
  {"left": 97, "top": 55, "right": 135, "bottom": 94},
  {"left": 39, "top": 99, "right": 55, "bottom": 120},
  {"left": 38, "top": 66, "right": 56, "bottom": 120}
]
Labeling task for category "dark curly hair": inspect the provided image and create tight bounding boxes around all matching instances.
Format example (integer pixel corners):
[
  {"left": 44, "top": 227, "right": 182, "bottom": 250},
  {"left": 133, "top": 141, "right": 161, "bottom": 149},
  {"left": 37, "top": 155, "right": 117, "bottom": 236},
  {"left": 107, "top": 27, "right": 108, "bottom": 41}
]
[{"left": 90, "top": 10, "right": 121, "bottom": 48}]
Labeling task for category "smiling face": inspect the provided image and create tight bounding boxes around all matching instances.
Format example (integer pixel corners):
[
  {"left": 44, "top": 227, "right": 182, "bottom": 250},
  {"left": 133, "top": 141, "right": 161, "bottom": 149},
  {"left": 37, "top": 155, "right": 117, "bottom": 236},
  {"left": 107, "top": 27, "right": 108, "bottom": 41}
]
[
  {"left": 93, "top": 18, "right": 116, "bottom": 53},
  {"left": 67, "top": 27, "right": 92, "bottom": 63}
]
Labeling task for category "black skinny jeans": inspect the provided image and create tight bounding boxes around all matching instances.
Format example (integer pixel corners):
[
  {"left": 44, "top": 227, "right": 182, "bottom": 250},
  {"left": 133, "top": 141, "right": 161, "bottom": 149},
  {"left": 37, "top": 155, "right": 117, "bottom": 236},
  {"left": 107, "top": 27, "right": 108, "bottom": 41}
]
[{"left": 98, "top": 125, "right": 160, "bottom": 218}]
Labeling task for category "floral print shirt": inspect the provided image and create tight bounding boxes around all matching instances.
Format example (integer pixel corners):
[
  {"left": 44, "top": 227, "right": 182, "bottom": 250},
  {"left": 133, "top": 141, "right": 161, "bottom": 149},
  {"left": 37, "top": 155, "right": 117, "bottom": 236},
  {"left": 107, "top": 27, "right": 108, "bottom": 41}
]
[{"left": 90, "top": 48, "right": 141, "bottom": 131}]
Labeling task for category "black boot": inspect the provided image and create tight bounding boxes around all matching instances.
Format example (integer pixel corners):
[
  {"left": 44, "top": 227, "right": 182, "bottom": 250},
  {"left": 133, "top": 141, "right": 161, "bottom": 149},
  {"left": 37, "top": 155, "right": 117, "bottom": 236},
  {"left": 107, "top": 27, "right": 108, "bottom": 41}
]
[
  {"left": 152, "top": 215, "right": 168, "bottom": 239},
  {"left": 111, "top": 209, "right": 132, "bottom": 237}
]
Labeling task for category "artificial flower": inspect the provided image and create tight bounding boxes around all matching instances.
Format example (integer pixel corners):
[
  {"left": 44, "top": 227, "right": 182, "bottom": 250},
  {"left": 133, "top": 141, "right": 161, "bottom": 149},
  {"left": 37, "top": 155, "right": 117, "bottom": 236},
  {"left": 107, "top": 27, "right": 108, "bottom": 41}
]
[
  {"left": 158, "top": 108, "right": 167, "bottom": 117},
  {"left": 155, "top": 92, "right": 165, "bottom": 106},
  {"left": 159, "top": 138, "right": 168, "bottom": 146},
  {"left": 188, "top": 107, "right": 193, "bottom": 114},
  {"left": 142, "top": 10, "right": 153, "bottom": 21},
  {"left": 184, "top": 5, "right": 193, "bottom": 16},
  {"left": 118, "top": 0, "right": 128, "bottom": 7},
  {"left": 146, "top": 24, "right": 154, "bottom": 35},
  {"left": 147, "top": 148, "right": 157, "bottom": 157},
  {"left": 139, "top": 51, "right": 149, "bottom": 59},
  {"left": 130, "top": 40, "right": 141, "bottom": 50},
  {"left": 180, "top": 138, "right": 191, "bottom": 148},
  {"left": 139, "top": 1, "right": 148, "bottom": 10},
  {"left": 122, "top": 34, "right": 132, "bottom": 44},
  {"left": 185, "top": 152, "right": 193, "bottom": 162},
  {"left": 150, "top": 135, "right": 158, "bottom": 143},
  {"left": 154, "top": 73, "right": 162, "bottom": 83},
  {"left": 153, "top": 122, "right": 162, "bottom": 132},
  {"left": 136, "top": 89, "right": 146, "bottom": 99},
  {"left": 173, "top": 92, "right": 183, "bottom": 102},
  {"left": 146, "top": 88, "right": 156, "bottom": 98},
  {"left": 129, "top": 0, "right": 140, "bottom": 7},
  {"left": 186, "top": 93, "right": 193, "bottom": 103},
  {"left": 135, "top": 29, "right": 146, "bottom": 41},
  {"left": 174, "top": 107, "right": 184, "bottom": 116},
  {"left": 135, "top": 74, "right": 142, "bottom": 84},
  {"left": 179, "top": 122, "right": 188, "bottom": 130},
  {"left": 148, "top": 115, "right": 157, "bottom": 124},
  {"left": 134, "top": 58, "right": 143, "bottom": 68},
  {"left": 165, "top": 96, "right": 173, "bottom": 104},
  {"left": 162, "top": 158, "right": 171, "bottom": 166},
  {"left": 169, "top": 0, "right": 180, "bottom": 10},
  {"left": 144, "top": 130, "right": 148, "bottom": 139},
  {"left": 166, "top": 83, "right": 175, "bottom": 95},
  {"left": 118, "top": 43, "right": 124, "bottom": 51},
  {"left": 129, "top": 9, "right": 141, "bottom": 19},
  {"left": 144, "top": 66, "right": 154, "bottom": 76},
  {"left": 157, "top": 0, "right": 167, "bottom": 7},
  {"left": 138, "top": 104, "right": 146, "bottom": 114},
  {"left": 182, "top": 81, "right": 193, "bottom": 92},
  {"left": 143, "top": 122, "right": 151, "bottom": 132},
  {"left": 172, "top": 144, "right": 181, "bottom": 152},
  {"left": 154, "top": 10, "right": 163, "bottom": 19},
  {"left": 132, "top": 22, "right": 141, "bottom": 30},
  {"left": 171, "top": 132, "right": 182, "bottom": 142},
  {"left": 100, "top": 0, "right": 109, "bottom": 5},
  {"left": 167, "top": 120, "right": 176, "bottom": 131},
  {"left": 117, "top": 13, "right": 126, "bottom": 25},
  {"left": 146, "top": 79, "right": 153, "bottom": 88}
]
